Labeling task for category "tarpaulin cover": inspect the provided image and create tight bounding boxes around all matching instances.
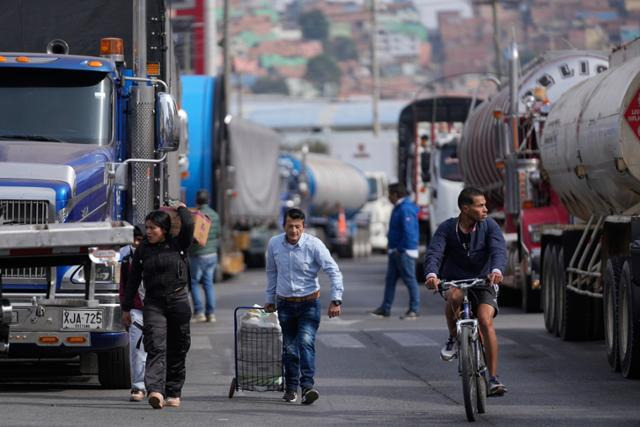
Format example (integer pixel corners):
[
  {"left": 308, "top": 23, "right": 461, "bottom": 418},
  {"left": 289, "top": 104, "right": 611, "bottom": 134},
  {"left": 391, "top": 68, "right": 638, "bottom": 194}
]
[{"left": 228, "top": 119, "right": 281, "bottom": 220}]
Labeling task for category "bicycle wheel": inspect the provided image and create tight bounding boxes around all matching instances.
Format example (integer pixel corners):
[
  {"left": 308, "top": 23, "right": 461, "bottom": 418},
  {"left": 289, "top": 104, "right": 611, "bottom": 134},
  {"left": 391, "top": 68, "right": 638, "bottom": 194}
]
[
  {"left": 476, "top": 339, "right": 488, "bottom": 414},
  {"left": 460, "top": 326, "right": 478, "bottom": 421}
]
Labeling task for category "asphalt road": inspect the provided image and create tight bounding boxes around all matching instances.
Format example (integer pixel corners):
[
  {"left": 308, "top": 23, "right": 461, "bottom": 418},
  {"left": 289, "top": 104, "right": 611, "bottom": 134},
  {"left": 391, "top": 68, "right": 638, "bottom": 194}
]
[{"left": 1, "top": 254, "right": 640, "bottom": 426}]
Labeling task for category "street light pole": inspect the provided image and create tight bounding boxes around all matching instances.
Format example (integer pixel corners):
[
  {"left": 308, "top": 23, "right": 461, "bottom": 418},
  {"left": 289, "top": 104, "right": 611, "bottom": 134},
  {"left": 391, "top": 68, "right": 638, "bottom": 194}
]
[
  {"left": 371, "top": 0, "right": 380, "bottom": 136},
  {"left": 473, "top": 0, "right": 503, "bottom": 79}
]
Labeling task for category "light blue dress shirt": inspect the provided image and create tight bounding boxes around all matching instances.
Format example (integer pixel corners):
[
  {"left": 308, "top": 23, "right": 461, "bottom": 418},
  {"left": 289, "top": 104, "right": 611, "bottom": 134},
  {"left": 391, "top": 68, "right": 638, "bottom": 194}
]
[{"left": 265, "top": 233, "right": 344, "bottom": 304}]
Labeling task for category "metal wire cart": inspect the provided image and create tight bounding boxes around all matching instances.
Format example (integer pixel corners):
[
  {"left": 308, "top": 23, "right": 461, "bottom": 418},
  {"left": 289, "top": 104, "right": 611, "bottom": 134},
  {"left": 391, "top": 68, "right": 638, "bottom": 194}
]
[{"left": 228, "top": 306, "right": 284, "bottom": 398}]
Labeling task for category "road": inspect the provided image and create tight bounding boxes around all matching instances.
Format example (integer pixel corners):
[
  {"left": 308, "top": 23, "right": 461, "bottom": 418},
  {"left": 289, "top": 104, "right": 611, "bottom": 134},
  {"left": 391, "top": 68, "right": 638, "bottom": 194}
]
[{"left": 1, "top": 255, "right": 640, "bottom": 426}]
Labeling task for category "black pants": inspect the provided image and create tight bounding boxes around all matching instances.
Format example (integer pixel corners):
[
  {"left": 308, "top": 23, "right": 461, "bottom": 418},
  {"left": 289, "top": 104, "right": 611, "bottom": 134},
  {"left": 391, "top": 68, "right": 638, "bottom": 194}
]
[{"left": 143, "top": 290, "right": 192, "bottom": 398}]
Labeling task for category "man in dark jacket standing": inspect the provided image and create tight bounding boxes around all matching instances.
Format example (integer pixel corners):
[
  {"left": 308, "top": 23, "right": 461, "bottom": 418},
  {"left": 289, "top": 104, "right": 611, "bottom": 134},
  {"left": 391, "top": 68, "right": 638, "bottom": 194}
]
[
  {"left": 424, "top": 187, "right": 508, "bottom": 396},
  {"left": 371, "top": 183, "right": 421, "bottom": 319}
]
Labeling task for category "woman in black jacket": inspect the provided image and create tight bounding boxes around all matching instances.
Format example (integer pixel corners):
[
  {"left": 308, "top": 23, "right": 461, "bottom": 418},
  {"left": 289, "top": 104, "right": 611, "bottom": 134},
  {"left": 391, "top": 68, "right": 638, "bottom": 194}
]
[{"left": 122, "top": 204, "right": 194, "bottom": 409}]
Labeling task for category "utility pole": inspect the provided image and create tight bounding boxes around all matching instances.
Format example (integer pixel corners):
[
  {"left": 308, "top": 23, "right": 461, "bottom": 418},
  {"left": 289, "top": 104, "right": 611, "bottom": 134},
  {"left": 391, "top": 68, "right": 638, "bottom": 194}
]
[
  {"left": 371, "top": 0, "right": 380, "bottom": 136},
  {"left": 219, "top": 0, "right": 231, "bottom": 248},
  {"left": 204, "top": 0, "right": 218, "bottom": 75},
  {"left": 473, "top": 0, "right": 503, "bottom": 80}
]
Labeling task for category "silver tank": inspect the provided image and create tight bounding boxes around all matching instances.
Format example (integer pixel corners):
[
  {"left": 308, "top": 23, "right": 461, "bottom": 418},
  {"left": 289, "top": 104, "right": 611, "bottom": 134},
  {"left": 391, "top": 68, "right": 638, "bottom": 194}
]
[
  {"left": 541, "top": 55, "right": 640, "bottom": 220},
  {"left": 305, "top": 153, "right": 370, "bottom": 217},
  {"left": 460, "top": 51, "right": 609, "bottom": 206}
]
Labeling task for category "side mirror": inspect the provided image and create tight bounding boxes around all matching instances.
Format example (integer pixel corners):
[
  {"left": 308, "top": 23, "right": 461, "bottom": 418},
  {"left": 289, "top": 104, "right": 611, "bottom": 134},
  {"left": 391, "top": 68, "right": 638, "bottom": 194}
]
[{"left": 155, "top": 92, "right": 180, "bottom": 152}]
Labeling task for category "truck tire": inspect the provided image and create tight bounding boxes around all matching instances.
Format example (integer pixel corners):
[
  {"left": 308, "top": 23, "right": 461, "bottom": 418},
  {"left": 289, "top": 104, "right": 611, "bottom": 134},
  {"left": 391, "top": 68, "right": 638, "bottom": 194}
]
[
  {"left": 618, "top": 260, "right": 640, "bottom": 378},
  {"left": 556, "top": 248, "right": 590, "bottom": 341},
  {"left": 98, "top": 345, "right": 131, "bottom": 389},
  {"left": 542, "top": 245, "right": 557, "bottom": 334},
  {"left": 603, "top": 257, "right": 622, "bottom": 371}
]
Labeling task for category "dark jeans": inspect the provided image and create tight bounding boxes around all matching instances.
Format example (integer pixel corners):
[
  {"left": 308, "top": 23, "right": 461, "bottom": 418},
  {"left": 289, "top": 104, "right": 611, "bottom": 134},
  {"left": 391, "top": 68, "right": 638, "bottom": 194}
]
[
  {"left": 143, "top": 290, "right": 192, "bottom": 398},
  {"left": 381, "top": 252, "right": 420, "bottom": 313},
  {"left": 277, "top": 299, "right": 321, "bottom": 392}
]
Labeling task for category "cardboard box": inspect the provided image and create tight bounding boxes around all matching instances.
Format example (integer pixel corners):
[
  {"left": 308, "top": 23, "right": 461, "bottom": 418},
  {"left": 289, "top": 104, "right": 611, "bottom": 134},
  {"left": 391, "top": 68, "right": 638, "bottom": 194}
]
[
  {"left": 159, "top": 207, "right": 211, "bottom": 247},
  {"left": 190, "top": 209, "right": 212, "bottom": 247}
]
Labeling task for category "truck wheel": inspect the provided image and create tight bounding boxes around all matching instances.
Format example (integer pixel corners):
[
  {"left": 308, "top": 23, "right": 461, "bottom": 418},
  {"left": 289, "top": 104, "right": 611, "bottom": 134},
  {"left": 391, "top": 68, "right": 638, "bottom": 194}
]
[
  {"left": 556, "top": 248, "right": 590, "bottom": 341},
  {"left": 618, "top": 260, "right": 640, "bottom": 378},
  {"left": 603, "top": 257, "right": 622, "bottom": 371},
  {"left": 98, "top": 345, "right": 131, "bottom": 389},
  {"left": 542, "top": 245, "right": 557, "bottom": 334}
]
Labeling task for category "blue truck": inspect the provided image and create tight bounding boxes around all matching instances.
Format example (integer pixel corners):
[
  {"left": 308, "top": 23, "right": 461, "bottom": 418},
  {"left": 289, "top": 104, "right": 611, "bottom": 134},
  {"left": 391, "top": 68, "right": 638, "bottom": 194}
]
[
  {"left": 0, "top": 0, "right": 183, "bottom": 387},
  {"left": 181, "top": 75, "right": 282, "bottom": 271}
]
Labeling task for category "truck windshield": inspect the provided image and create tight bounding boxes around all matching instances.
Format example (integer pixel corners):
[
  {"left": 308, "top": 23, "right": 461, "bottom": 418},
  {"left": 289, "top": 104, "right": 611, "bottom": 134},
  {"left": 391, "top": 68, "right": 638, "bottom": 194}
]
[
  {"left": 440, "top": 143, "right": 463, "bottom": 182},
  {"left": 0, "top": 69, "right": 112, "bottom": 145}
]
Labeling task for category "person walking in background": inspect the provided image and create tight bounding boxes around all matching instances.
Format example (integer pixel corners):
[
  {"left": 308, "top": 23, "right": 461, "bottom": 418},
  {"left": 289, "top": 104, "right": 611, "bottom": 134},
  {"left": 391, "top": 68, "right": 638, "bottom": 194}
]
[
  {"left": 122, "top": 203, "right": 194, "bottom": 409},
  {"left": 371, "top": 183, "right": 421, "bottom": 319},
  {"left": 264, "top": 208, "right": 344, "bottom": 405},
  {"left": 119, "top": 224, "right": 147, "bottom": 402},
  {"left": 189, "top": 189, "right": 220, "bottom": 323}
]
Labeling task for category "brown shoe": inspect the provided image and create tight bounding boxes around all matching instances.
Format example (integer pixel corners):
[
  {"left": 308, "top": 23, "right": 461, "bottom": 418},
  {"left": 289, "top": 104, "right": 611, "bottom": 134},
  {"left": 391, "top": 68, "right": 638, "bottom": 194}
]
[
  {"left": 165, "top": 397, "right": 181, "bottom": 407},
  {"left": 148, "top": 392, "right": 165, "bottom": 409}
]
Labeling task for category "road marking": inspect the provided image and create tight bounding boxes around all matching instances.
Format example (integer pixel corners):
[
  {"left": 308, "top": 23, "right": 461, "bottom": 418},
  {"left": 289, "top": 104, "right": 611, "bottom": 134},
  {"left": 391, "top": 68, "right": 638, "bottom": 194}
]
[
  {"left": 191, "top": 335, "right": 213, "bottom": 350},
  {"left": 318, "top": 333, "right": 366, "bottom": 348},
  {"left": 384, "top": 332, "right": 439, "bottom": 347}
]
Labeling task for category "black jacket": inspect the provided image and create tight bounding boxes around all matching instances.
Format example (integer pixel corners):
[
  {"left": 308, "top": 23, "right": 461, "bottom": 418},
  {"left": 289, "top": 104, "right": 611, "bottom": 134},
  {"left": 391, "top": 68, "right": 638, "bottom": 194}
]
[{"left": 122, "top": 207, "right": 194, "bottom": 311}]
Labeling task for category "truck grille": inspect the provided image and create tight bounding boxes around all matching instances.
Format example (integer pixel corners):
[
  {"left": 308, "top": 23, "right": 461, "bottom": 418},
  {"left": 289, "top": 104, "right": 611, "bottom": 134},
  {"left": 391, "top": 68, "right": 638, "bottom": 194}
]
[{"left": 0, "top": 199, "right": 50, "bottom": 280}]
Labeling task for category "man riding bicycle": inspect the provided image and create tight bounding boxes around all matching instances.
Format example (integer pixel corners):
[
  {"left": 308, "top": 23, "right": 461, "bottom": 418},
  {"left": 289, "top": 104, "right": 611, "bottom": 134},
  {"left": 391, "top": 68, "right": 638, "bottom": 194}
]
[{"left": 424, "top": 187, "right": 508, "bottom": 396}]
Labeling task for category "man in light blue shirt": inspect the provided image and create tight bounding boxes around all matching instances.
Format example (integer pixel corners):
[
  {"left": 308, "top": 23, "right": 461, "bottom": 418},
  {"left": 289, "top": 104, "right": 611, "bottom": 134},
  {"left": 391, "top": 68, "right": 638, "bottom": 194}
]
[{"left": 264, "top": 208, "right": 344, "bottom": 405}]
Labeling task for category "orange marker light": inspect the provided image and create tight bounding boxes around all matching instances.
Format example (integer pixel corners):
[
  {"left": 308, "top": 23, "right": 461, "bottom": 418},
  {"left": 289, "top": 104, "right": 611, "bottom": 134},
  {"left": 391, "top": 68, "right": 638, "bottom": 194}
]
[
  {"left": 39, "top": 336, "right": 59, "bottom": 344},
  {"left": 147, "top": 62, "right": 160, "bottom": 76},
  {"left": 88, "top": 60, "right": 103, "bottom": 67},
  {"left": 100, "top": 38, "right": 124, "bottom": 56},
  {"left": 0, "top": 56, "right": 6, "bottom": 62},
  {"left": 66, "top": 336, "right": 87, "bottom": 344},
  {"left": 16, "top": 56, "right": 29, "bottom": 63}
]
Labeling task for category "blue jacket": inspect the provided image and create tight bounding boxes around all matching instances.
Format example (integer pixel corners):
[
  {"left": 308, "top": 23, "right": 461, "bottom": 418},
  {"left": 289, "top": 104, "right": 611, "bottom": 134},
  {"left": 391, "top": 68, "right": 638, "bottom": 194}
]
[
  {"left": 424, "top": 217, "right": 507, "bottom": 280},
  {"left": 388, "top": 198, "right": 419, "bottom": 251}
]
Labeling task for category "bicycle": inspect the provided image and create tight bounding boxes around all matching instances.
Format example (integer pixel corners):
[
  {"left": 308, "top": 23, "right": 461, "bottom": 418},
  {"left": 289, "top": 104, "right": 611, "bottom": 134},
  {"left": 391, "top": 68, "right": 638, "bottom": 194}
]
[{"left": 438, "top": 278, "right": 489, "bottom": 422}]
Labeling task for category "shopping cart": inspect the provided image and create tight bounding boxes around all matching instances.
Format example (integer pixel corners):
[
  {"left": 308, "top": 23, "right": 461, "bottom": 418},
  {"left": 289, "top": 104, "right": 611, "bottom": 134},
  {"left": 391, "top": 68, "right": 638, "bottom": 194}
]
[{"left": 228, "top": 305, "right": 285, "bottom": 398}]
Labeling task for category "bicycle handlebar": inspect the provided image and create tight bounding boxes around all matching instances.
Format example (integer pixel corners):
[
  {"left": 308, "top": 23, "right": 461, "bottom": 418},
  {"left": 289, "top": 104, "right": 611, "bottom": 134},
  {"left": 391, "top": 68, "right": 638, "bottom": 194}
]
[{"left": 437, "top": 277, "right": 488, "bottom": 294}]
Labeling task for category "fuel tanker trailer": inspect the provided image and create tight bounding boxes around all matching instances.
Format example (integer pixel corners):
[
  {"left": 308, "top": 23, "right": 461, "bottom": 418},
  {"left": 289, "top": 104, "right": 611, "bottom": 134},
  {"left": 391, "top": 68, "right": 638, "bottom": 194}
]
[
  {"left": 539, "top": 39, "right": 640, "bottom": 378},
  {"left": 280, "top": 152, "right": 372, "bottom": 258},
  {"left": 459, "top": 49, "right": 609, "bottom": 313}
]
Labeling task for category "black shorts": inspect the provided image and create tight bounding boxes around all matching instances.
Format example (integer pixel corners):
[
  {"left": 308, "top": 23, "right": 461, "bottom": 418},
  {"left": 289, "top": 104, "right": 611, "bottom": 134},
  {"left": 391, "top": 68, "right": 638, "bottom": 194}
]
[{"left": 468, "top": 284, "right": 499, "bottom": 317}]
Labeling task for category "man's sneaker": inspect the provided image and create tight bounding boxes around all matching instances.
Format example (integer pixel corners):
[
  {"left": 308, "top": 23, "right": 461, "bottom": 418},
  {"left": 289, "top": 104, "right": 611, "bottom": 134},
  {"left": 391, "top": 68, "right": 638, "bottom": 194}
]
[
  {"left": 192, "top": 313, "right": 206, "bottom": 323},
  {"left": 370, "top": 307, "right": 390, "bottom": 318},
  {"left": 165, "top": 397, "right": 181, "bottom": 407},
  {"left": 282, "top": 390, "right": 297, "bottom": 402},
  {"left": 130, "top": 389, "right": 145, "bottom": 402},
  {"left": 488, "top": 376, "right": 507, "bottom": 396},
  {"left": 301, "top": 388, "right": 319, "bottom": 405},
  {"left": 148, "top": 392, "right": 165, "bottom": 409},
  {"left": 206, "top": 314, "right": 217, "bottom": 323},
  {"left": 400, "top": 310, "right": 420, "bottom": 320},
  {"left": 440, "top": 336, "right": 458, "bottom": 361}
]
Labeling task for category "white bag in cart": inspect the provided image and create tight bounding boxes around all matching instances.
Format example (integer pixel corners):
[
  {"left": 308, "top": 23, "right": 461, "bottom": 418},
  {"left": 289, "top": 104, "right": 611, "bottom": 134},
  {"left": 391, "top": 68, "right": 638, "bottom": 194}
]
[{"left": 237, "top": 307, "right": 283, "bottom": 390}]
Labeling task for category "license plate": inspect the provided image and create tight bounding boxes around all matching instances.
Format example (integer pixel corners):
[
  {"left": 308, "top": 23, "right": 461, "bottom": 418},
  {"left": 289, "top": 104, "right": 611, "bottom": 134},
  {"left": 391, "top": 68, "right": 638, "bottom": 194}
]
[{"left": 62, "top": 309, "right": 103, "bottom": 330}]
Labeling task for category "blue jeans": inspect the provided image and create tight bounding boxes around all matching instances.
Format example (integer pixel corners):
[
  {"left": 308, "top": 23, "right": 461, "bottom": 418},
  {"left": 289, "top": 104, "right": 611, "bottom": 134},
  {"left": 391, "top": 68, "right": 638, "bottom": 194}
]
[
  {"left": 189, "top": 253, "right": 217, "bottom": 316},
  {"left": 381, "top": 252, "right": 420, "bottom": 313},
  {"left": 277, "top": 299, "right": 321, "bottom": 392},
  {"left": 129, "top": 309, "right": 147, "bottom": 391}
]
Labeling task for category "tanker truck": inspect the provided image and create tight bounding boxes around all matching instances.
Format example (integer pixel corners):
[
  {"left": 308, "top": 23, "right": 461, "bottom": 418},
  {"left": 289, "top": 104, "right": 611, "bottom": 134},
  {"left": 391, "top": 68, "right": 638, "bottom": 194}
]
[
  {"left": 280, "top": 151, "right": 372, "bottom": 258},
  {"left": 459, "top": 49, "right": 609, "bottom": 313},
  {"left": 0, "top": 0, "right": 183, "bottom": 387},
  {"left": 537, "top": 39, "right": 640, "bottom": 378}
]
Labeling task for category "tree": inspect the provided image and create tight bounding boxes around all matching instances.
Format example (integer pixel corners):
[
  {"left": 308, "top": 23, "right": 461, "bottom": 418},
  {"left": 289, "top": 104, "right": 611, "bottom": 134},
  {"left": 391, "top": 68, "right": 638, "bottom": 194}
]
[
  {"left": 298, "top": 10, "right": 329, "bottom": 41},
  {"left": 328, "top": 36, "right": 358, "bottom": 61},
  {"left": 305, "top": 54, "right": 341, "bottom": 93},
  {"left": 252, "top": 76, "right": 289, "bottom": 95}
]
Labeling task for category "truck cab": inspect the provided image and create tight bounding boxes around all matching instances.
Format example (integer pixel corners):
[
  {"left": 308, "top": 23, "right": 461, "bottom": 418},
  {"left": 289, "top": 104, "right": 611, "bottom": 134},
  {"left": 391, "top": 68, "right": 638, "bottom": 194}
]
[{"left": 0, "top": 0, "right": 182, "bottom": 388}]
